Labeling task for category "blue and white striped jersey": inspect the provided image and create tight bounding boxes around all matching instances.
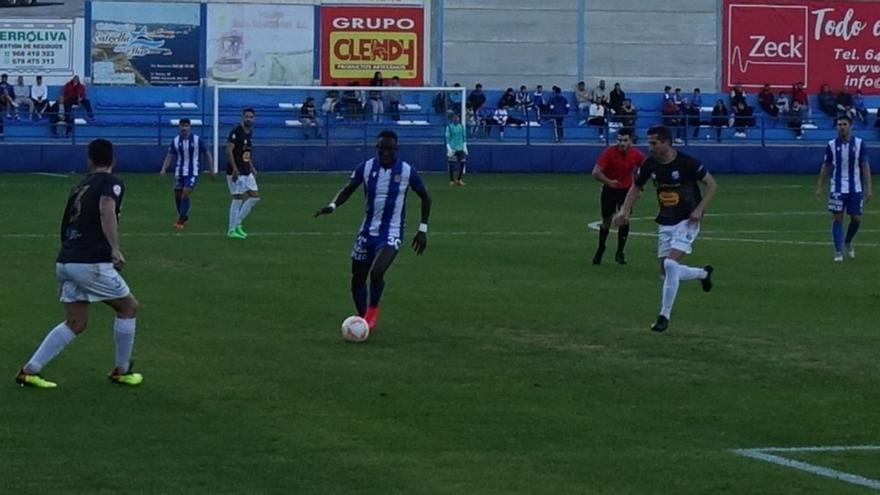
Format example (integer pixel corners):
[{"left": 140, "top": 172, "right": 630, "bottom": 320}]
[
  {"left": 824, "top": 137, "right": 868, "bottom": 194},
  {"left": 168, "top": 134, "right": 207, "bottom": 178},
  {"left": 349, "top": 158, "right": 425, "bottom": 239}
]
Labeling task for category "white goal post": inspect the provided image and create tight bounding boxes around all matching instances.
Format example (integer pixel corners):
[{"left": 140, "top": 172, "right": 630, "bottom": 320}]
[{"left": 212, "top": 85, "right": 468, "bottom": 174}]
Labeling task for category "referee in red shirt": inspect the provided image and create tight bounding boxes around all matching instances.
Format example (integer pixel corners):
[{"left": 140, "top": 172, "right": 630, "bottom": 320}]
[{"left": 591, "top": 128, "right": 645, "bottom": 265}]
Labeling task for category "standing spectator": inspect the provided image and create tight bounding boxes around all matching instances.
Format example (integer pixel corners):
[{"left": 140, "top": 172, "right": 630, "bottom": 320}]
[
  {"left": 575, "top": 81, "right": 591, "bottom": 121},
  {"left": 342, "top": 81, "right": 363, "bottom": 120},
  {"left": 63, "top": 75, "right": 94, "bottom": 120},
  {"left": 516, "top": 85, "right": 533, "bottom": 114},
  {"left": 447, "top": 82, "right": 463, "bottom": 116},
  {"left": 387, "top": 76, "right": 402, "bottom": 121},
  {"left": 775, "top": 91, "right": 790, "bottom": 116},
  {"left": 791, "top": 81, "right": 810, "bottom": 118},
  {"left": 534, "top": 85, "right": 548, "bottom": 120},
  {"left": 710, "top": 99, "right": 728, "bottom": 142},
  {"left": 13, "top": 76, "right": 33, "bottom": 120},
  {"left": 368, "top": 71, "right": 384, "bottom": 122},
  {"left": 686, "top": 88, "right": 703, "bottom": 138},
  {"left": 853, "top": 90, "right": 868, "bottom": 124},
  {"left": 587, "top": 101, "right": 607, "bottom": 140},
  {"left": 548, "top": 86, "right": 570, "bottom": 143},
  {"left": 616, "top": 98, "right": 637, "bottom": 134},
  {"left": 662, "top": 85, "right": 673, "bottom": 106},
  {"left": 322, "top": 82, "right": 340, "bottom": 118},
  {"left": 609, "top": 82, "right": 626, "bottom": 114},
  {"left": 593, "top": 80, "right": 608, "bottom": 106},
  {"left": 299, "top": 96, "right": 321, "bottom": 139},
  {"left": 818, "top": 84, "right": 837, "bottom": 118},
  {"left": 497, "top": 87, "right": 517, "bottom": 110},
  {"left": 446, "top": 113, "right": 468, "bottom": 186},
  {"left": 672, "top": 88, "right": 684, "bottom": 111},
  {"left": 661, "top": 95, "right": 683, "bottom": 143},
  {"left": 31, "top": 75, "right": 49, "bottom": 119},
  {"left": 758, "top": 83, "right": 778, "bottom": 117},
  {"left": 787, "top": 100, "right": 805, "bottom": 139},
  {"left": 0, "top": 73, "right": 16, "bottom": 118},
  {"left": 730, "top": 83, "right": 747, "bottom": 108},
  {"left": 467, "top": 83, "right": 486, "bottom": 113},
  {"left": 46, "top": 91, "right": 72, "bottom": 137},
  {"left": 837, "top": 89, "right": 856, "bottom": 121}
]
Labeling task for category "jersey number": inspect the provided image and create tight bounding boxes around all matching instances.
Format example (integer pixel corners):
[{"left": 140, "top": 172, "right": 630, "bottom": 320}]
[{"left": 68, "top": 185, "right": 91, "bottom": 223}]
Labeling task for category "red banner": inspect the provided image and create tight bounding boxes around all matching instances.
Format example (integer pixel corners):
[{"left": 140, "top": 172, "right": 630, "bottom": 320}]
[
  {"left": 320, "top": 6, "right": 423, "bottom": 86},
  {"left": 724, "top": 0, "right": 880, "bottom": 94}
]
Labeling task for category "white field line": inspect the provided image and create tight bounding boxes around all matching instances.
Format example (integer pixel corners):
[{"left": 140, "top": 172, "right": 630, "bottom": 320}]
[
  {"left": 732, "top": 446, "right": 880, "bottom": 491},
  {"left": 32, "top": 172, "right": 69, "bottom": 178}
]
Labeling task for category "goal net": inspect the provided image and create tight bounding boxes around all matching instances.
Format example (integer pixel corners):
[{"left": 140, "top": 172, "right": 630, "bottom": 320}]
[{"left": 212, "top": 85, "right": 467, "bottom": 173}]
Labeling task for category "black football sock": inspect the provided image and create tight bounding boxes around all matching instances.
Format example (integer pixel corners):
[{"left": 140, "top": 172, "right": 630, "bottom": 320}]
[{"left": 617, "top": 224, "right": 630, "bottom": 254}]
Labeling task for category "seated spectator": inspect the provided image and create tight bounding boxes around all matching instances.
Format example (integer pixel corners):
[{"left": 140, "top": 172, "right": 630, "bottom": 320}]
[
  {"left": 775, "top": 91, "right": 790, "bottom": 116},
  {"left": 853, "top": 90, "right": 868, "bottom": 124},
  {"left": 63, "top": 75, "right": 94, "bottom": 120},
  {"left": 575, "top": 81, "right": 591, "bottom": 120},
  {"left": 497, "top": 87, "right": 517, "bottom": 110},
  {"left": 791, "top": 81, "right": 810, "bottom": 118},
  {"left": 616, "top": 99, "right": 637, "bottom": 133},
  {"left": 448, "top": 82, "right": 463, "bottom": 114},
  {"left": 593, "top": 80, "right": 607, "bottom": 106},
  {"left": 30, "top": 75, "right": 48, "bottom": 120},
  {"left": 817, "top": 84, "right": 837, "bottom": 118},
  {"left": 46, "top": 91, "right": 72, "bottom": 137},
  {"left": 516, "top": 85, "right": 533, "bottom": 114},
  {"left": 299, "top": 96, "right": 321, "bottom": 139},
  {"left": 533, "top": 85, "right": 548, "bottom": 120},
  {"left": 733, "top": 101, "right": 755, "bottom": 137},
  {"left": 836, "top": 89, "right": 856, "bottom": 121},
  {"left": 368, "top": 71, "right": 384, "bottom": 122},
  {"left": 467, "top": 83, "right": 486, "bottom": 112},
  {"left": 485, "top": 107, "right": 524, "bottom": 139},
  {"left": 387, "top": 76, "right": 402, "bottom": 121},
  {"left": 711, "top": 99, "right": 728, "bottom": 142},
  {"left": 13, "top": 76, "right": 33, "bottom": 120},
  {"left": 758, "top": 83, "right": 778, "bottom": 117},
  {"left": 342, "top": 81, "right": 363, "bottom": 120},
  {"left": 730, "top": 83, "right": 747, "bottom": 108},
  {"left": 322, "top": 82, "right": 340, "bottom": 117},
  {"left": 787, "top": 101, "right": 805, "bottom": 139},
  {"left": 686, "top": 88, "right": 703, "bottom": 138},
  {"left": 661, "top": 96, "right": 683, "bottom": 143},
  {"left": 587, "top": 101, "right": 606, "bottom": 139},
  {"left": 0, "top": 73, "right": 15, "bottom": 118},
  {"left": 609, "top": 82, "right": 625, "bottom": 114},
  {"left": 548, "top": 86, "right": 569, "bottom": 143}
]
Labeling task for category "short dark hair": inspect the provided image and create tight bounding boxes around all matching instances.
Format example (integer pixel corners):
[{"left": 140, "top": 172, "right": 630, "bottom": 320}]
[
  {"left": 88, "top": 139, "right": 114, "bottom": 166},
  {"left": 179, "top": 118, "right": 191, "bottom": 126},
  {"left": 837, "top": 115, "right": 853, "bottom": 124},
  {"left": 475, "top": 83, "right": 482, "bottom": 89},
  {"left": 618, "top": 128, "right": 634, "bottom": 139},
  {"left": 0, "top": 73, "right": 7, "bottom": 79},
  {"left": 377, "top": 129, "right": 398, "bottom": 143},
  {"left": 664, "top": 86, "right": 671, "bottom": 92},
  {"left": 647, "top": 125, "right": 672, "bottom": 143},
  {"left": 242, "top": 107, "right": 255, "bottom": 116}
]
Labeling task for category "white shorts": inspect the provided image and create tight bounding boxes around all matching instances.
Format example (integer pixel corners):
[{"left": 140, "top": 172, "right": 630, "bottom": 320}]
[
  {"left": 657, "top": 219, "right": 701, "bottom": 257},
  {"left": 56, "top": 263, "right": 131, "bottom": 303},
  {"left": 227, "top": 174, "right": 258, "bottom": 195}
]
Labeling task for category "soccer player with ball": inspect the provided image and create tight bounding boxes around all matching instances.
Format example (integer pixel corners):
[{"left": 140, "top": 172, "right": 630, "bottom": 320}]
[{"left": 316, "top": 130, "right": 432, "bottom": 337}]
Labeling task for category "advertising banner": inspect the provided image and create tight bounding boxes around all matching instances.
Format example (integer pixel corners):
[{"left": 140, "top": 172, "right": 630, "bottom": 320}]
[
  {"left": 724, "top": 0, "right": 880, "bottom": 93},
  {"left": 0, "top": 19, "right": 75, "bottom": 77},
  {"left": 320, "top": 5, "right": 423, "bottom": 86},
  {"left": 206, "top": 3, "right": 314, "bottom": 86},
  {"left": 90, "top": 1, "right": 200, "bottom": 85}
]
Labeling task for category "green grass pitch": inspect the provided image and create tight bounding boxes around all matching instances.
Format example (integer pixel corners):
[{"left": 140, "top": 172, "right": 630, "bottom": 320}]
[{"left": 1, "top": 172, "right": 878, "bottom": 494}]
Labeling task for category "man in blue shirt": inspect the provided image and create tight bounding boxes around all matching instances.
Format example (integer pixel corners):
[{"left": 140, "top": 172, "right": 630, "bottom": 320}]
[{"left": 548, "top": 86, "right": 570, "bottom": 143}]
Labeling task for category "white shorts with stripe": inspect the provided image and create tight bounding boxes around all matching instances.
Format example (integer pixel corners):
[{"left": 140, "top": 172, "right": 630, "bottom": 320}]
[
  {"left": 227, "top": 174, "right": 259, "bottom": 195},
  {"left": 657, "top": 219, "right": 701, "bottom": 258},
  {"left": 56, "top": 263, "right": 131, "bottom": 303}
]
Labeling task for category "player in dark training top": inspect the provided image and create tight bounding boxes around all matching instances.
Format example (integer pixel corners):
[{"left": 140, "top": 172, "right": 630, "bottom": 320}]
[
  {"left": 315, "top": 130, "right": 432, "bottom": 331},
  {"left": 226, "top": 107, "right": 259, "bottom": 239},
  {"left": 16, "top": 139, "right": 142, "bottom": 388},
  {"left": 613, "top": 126, "right": 717, "bottom": 333}
]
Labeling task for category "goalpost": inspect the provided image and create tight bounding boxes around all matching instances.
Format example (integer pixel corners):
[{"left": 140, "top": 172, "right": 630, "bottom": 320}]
[{"left": 212, "top": 85, "right": 467, "bottom": 174}]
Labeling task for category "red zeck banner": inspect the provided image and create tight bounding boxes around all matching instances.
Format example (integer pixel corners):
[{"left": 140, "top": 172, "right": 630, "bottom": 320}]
[{"left": 724, "top": 0, "right": 880, "bottom": 94}]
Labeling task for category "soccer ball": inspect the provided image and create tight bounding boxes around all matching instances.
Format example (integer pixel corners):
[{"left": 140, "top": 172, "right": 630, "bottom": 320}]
[{"left": 341, "top": 316, "right": 370, "bottom": 342}]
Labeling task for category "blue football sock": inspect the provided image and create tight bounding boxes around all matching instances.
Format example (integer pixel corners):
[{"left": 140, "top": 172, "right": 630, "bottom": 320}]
[
  {"left": 352, "top": 285, "right": 367, "bottom": 317},
  {"left": 832, "top": 220, "right": 844, "bottom": 252},
  {"left": 369, "top": 280, "right": 385, "bottom": 308},
  {"left": 845, "top": 221, "right": 861, "bottom": 244},
  {"left": 179, "top": 198, "right": 191, "bottom": 222}
]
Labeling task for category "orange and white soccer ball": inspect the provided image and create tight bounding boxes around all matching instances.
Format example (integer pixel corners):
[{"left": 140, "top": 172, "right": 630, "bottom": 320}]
[{"left": 341, "top": 316, "right": 370, "bottom": 342}]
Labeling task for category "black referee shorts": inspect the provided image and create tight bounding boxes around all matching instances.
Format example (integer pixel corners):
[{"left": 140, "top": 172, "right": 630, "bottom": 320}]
[{"left": 600, "top": 186, "right": 629, "bottom": 219}]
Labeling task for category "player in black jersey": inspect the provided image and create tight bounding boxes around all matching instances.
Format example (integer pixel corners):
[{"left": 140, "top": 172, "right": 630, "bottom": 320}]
[
  {"left": 226, "top": 107, "right": 259, "bottom": 239},
  {"left": 613, "top": 126, "right": 717, "bottom": 332},
  {"left": 16, "top": 139, "right": 142, "bottom": 388}
]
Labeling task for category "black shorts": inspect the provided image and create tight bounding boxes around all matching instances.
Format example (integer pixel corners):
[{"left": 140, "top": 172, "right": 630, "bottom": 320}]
[{"left": 600, "top": 186, "right": 628, "bottom": 219}]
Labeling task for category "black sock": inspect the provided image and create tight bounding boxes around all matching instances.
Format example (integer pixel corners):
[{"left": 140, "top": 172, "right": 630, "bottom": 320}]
[
  {"left": 598, "top": 227, "right": 609, "bottom": 251},
  {"left": 448, "top": 161, "right": 455, "bottom": 182},
  {"left": 457, "top": 161, "right": 465, "bottom": 181},
  {"left": 617, "top": 224, "right": 629, "bottom": 253},
  {"left": 174, "top": 190, "right": 182, "bottom": 215}
]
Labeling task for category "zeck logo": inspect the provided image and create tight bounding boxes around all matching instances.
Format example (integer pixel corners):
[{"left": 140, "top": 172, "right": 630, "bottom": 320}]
[{"left": 748, "top": 35, "right": 803, "bottom": 59}]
